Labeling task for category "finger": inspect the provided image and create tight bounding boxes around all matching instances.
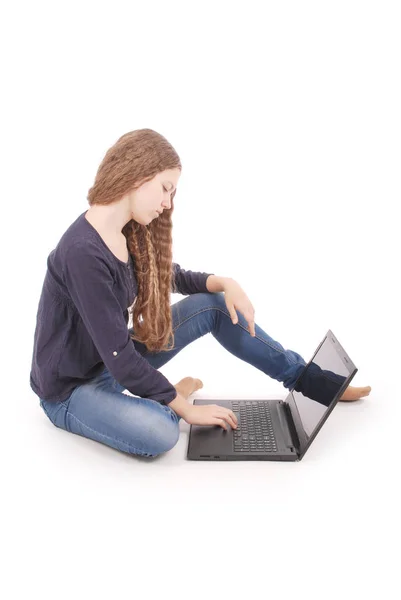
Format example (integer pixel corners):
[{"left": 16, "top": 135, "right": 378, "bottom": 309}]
[
  {"left": 214, "top": 405, "right": 238, "bottom": 425},
  {"left": 216, "top": 407, "right": 237, "bottom": 424},
  {"left": 229, "top": 409, "right": 238, "bottom": 425},
  {"left": 250, "top": 321, "right": 256, "bottom": 337},
  {"left": 216, "top": 408, "right": 238, "bottom": 428},
  {"left": 216, "top": 418, "right": 228, "bottom": 430}
]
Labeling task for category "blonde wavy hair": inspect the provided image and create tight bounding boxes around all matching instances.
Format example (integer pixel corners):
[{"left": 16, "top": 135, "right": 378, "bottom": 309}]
[{"left": 87, "top": 128, "right": 181, "bottom": 354}]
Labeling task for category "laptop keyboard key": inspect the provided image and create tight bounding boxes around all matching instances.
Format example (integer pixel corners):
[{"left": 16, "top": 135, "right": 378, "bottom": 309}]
[{"left": 233, "top": 401, "right": 278, "bottom": 453}]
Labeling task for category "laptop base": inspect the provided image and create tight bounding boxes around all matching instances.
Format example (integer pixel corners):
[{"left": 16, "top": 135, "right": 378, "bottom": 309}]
[{"left": 187, "top": 399, "right": 299, "bottom": 461}]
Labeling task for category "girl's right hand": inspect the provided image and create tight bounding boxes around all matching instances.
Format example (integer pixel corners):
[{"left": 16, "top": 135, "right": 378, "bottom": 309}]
[{"left": 183, "top": 404, "right": 238, "bottom": 430}]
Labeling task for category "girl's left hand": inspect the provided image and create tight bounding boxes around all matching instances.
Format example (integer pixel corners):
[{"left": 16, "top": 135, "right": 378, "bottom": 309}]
[{"left": 223, "top": 279, "right": 256, "bottom": 337}]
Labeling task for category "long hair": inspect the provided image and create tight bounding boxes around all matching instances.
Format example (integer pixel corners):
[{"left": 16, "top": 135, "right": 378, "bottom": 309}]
[{"left": 86, "top": 128, "right": 181, "bottom": 353}]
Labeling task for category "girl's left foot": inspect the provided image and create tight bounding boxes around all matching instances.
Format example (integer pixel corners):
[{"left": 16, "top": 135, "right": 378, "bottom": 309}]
[
  {"left": 174, "top": 376, "right": 204, "bottom": 399},
  {"left": 339, "top": 385, "right": 372, "bottom": 401}
]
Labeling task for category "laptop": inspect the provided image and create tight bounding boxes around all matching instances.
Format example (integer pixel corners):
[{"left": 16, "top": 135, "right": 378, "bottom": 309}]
[{"left": 187, "top": 329, "right": 357, "bottom": 461}]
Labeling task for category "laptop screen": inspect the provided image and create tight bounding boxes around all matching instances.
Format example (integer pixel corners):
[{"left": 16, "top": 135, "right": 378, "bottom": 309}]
[{"left": 290, "top": 334, "right": 354, "bottom": 439}]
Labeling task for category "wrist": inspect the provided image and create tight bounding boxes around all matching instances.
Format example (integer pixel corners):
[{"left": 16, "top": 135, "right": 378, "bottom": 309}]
[
  {"left": 206, "top": 275, "right": 233, "bottom": 293},
  {"left": 167, "top": 392, "right": 192, "bottom": 418}
]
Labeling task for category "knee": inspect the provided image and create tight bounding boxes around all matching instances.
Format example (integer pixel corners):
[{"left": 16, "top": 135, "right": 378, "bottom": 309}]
[
  {"left": 155, "top": 423, "right": 181, "bottom": 455},
  {"left": 130, "top": 420, "right": 180, "bottom": 458},
  {"left": 197, "top": 291, "right": 227, "bottom": 319}
]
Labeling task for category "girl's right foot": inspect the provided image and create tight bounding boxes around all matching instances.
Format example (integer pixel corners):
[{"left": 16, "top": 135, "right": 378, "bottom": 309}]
[{"left": 339, "top": 385, "right": 372, "bottom": 401}]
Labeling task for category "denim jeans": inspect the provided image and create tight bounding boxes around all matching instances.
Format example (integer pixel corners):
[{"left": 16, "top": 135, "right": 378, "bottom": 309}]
[{"left": 38, "top": 291, "right": 342, "bottom": 458}]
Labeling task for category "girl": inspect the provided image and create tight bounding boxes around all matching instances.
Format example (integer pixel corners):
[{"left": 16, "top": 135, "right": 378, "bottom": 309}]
[{"left": 30, "top": 129, "right": 371, "bottom": 458}]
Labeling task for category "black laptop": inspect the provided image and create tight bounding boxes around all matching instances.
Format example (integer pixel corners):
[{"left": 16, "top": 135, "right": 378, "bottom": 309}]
[{"left": 187, "top": 329, "right": 357, "bottom": 461}]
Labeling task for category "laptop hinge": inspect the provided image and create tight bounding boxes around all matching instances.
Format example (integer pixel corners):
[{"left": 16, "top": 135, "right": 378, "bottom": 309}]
[{"left": 278, "top": 401, "right": 300, "bottom": 454}]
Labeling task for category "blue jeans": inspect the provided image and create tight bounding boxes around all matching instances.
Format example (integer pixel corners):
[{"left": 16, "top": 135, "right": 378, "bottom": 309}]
[{"left": 38, "top": 292, "right": 317, "bottom": 458}]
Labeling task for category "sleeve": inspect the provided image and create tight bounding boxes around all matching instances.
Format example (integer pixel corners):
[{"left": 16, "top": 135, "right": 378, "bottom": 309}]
[
  {"left": 63, "top": 242, "right": 178, "bottom": 405},
  {"left": 171, "top": 262, "right": 215, "bottom": 295}
]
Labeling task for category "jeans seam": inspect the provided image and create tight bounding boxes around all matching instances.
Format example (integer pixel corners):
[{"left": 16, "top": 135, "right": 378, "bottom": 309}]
[{"left": 172, "top": 305, "right": 302, "bottom": 367}]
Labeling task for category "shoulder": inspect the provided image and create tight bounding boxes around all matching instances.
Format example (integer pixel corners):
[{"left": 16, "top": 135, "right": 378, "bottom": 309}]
[
  {"left": 64, "top": 235, "right": 107, "bottom": 259},
  {"left": 62, "top": 236, "right": 116, "bottom": 278}
]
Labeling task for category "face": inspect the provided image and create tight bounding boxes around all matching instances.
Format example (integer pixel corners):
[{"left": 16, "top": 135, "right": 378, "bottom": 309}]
[{"left": 128, "top": 168, "right": 181, "bottom": 225}]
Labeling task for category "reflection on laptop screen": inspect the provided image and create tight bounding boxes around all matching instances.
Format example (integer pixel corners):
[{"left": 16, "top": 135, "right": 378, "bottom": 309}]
[{"left": 291, "top": 337, "right": 352, "bottom": 437}]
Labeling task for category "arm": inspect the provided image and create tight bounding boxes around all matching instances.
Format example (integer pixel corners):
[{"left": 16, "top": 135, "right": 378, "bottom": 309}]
[
  {"left": 167, "top": 391, "right": 192, "bottom": 418},
  {"left": 171, "top": 262, "right": 215, "bottom": 295},
  {"left": 63, "top": 241, "right": 178, "bottom": 406}
]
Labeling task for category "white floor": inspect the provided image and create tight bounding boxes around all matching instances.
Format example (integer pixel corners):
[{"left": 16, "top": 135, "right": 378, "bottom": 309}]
[{"left": 5, "top": 328, "right": 399, "bottom": 599}]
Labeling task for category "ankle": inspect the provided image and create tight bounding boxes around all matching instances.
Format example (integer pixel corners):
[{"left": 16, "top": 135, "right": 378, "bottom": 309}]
[{"left": 174, "top": 378, "right": 191, "bottom": 400}]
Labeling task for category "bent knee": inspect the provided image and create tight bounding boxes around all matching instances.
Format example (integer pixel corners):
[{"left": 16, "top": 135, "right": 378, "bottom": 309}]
[{"left": 128, "top": 421, "right": 180, "bottom": 458}]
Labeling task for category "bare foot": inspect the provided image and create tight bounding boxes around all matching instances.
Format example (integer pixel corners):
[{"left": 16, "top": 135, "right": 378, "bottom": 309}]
[
  {"left": 339, "top": 385, "right": 372, "bottom": 401},
  {"left": 174, "top": 376, "right": 204, "bottom": 400}
]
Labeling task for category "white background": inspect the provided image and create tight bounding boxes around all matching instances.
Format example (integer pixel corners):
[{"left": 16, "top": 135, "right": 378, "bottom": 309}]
[{"left": 1, "top": 1, "right": 400, "bottom": 598}]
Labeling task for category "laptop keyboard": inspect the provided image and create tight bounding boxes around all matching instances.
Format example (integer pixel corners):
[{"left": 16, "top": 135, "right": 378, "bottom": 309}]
[{"left": 231, "top": 401, "right": 278, "bottom": 452}]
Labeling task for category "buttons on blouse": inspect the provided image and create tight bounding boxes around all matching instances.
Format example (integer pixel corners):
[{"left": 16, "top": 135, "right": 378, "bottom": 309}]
[{"left": 113, "top": 351, "right": 118, "bottom": 356}]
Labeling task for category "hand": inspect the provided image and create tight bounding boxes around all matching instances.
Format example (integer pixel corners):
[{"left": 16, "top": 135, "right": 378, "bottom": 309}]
[
  {"left": 184, "top": 404, "right": 238, "bottom": 431},
  {"left": 223, "top": 279, "right": 256, "bottom": 337}
]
